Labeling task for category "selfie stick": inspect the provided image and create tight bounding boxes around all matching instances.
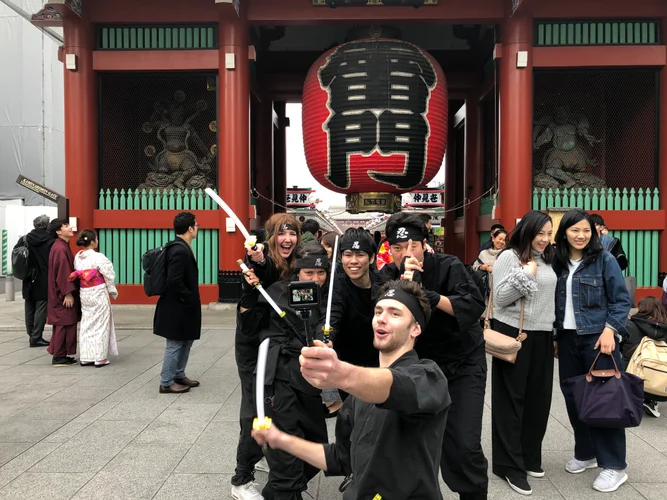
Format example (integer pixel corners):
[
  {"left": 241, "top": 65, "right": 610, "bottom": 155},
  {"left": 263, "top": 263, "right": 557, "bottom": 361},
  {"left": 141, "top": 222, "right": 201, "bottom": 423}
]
[
  {"left": 322, "top": 235, "right": 339, "bottom": 342},
  {"left": 206, "top": 188, "right": 258, "bottom": 250}
]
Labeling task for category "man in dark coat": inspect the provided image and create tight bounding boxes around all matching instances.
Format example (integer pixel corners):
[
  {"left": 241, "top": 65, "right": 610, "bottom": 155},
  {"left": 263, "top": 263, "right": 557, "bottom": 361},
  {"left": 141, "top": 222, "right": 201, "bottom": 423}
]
[
  {"left": 15, "top": 214, "right": 53, "bottom": 347},
  {"left": 46, "top": 218, "right": 81, "bottom": 366},
  {"left": 154, "top": 211, "right": 202, "bottom": 394}
]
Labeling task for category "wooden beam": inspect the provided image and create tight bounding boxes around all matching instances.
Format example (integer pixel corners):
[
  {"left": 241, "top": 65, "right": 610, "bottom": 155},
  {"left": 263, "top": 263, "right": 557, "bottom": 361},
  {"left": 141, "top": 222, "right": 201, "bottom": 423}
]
[
  {"left": 114, "top": 284, "right": 219, "bottom": 305},
  {"left": 247, "top": 0, "right": 503, "bottom": 24},
  {"left": 93, "top": 50, "right": 219, "bottom": 71},
  {"left": 93, "top": 207, "right": 256, "bottom": 229},
  {"left": 533, "top": 46, "right": 667, "bottom": 68},
  {"left": 532, "top": 0, "right": 666, "bottom": 19}
]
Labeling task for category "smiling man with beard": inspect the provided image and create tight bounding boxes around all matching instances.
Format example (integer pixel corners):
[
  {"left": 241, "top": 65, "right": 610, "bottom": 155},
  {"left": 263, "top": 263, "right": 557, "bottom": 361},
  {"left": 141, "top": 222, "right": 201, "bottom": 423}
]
[{"left": 253, "top": 279, "right": 451, "bottom": 499}]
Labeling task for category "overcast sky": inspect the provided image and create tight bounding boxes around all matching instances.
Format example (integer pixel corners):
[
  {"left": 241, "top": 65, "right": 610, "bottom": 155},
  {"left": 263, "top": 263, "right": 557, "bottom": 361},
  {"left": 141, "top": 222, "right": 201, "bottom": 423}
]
[{"left": 285, "top": 103, "right": 445, "bottom": 211}]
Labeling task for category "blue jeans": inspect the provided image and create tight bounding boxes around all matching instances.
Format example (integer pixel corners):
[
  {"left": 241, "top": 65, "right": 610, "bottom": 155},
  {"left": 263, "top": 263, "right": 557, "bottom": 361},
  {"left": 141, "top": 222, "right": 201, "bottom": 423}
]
[
  {"left": 160, "top": 339, "right": 194, "bottom": 386},
  {"left": 557, "top": 329, "right": 627, "bottom": 470}
]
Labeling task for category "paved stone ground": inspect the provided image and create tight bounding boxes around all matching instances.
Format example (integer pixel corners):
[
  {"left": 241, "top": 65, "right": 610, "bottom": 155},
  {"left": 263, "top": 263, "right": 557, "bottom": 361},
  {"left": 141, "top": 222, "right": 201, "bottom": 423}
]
[{"left": 0, "top": 298, "right": 666, "bottom": 499}]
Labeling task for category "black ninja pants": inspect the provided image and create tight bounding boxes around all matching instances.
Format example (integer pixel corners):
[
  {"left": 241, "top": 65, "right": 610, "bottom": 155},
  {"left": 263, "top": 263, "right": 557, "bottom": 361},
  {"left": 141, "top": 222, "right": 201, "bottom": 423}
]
[
  {"left": 231, "top": 327, "right": 265, "bottom": 486},
  {"left": 262, "top": 380, "right": 328, "bottom": 500},
  {"left": 440, "top": 347, "right": 489, "bottom": 500}
]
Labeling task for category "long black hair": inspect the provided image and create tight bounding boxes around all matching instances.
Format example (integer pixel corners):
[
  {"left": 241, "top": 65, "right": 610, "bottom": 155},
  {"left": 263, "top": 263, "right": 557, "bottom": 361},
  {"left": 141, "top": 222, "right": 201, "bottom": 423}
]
[
  {"left": 505, "top": 211, "right": 554, "bottom": 264},
  {"left": 553, "top": 209, "right": 603, "bottom": 273}
]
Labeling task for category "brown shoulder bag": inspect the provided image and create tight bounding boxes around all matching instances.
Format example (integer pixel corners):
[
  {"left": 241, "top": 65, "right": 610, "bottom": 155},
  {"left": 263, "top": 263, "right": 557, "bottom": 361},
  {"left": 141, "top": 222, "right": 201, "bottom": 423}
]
[{"left": 483, "top": 277, "right": 527, "bottom": 364}]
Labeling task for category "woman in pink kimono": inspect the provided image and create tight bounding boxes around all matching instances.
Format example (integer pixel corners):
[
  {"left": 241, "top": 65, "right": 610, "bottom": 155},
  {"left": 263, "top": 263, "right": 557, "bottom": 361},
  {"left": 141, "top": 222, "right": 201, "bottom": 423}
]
[{"left": 70, "top": 229, "right": 118, "bottom": 367}]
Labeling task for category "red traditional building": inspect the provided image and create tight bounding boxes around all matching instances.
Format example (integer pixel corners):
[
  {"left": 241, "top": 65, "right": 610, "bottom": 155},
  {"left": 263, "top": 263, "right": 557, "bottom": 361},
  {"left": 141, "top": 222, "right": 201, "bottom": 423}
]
[{"left": 31, "top": 0, "right": 667, "bottom": 303}]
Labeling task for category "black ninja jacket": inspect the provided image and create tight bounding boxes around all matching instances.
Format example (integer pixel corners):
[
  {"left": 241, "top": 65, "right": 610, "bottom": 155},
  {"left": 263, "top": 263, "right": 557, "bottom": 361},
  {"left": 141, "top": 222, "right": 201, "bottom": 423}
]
[
  {"left": 323, "top": 350, "right": 450, "bottom": 499},
  {"left": 378, "top": 252, "right": 486, "bottom": 365}
]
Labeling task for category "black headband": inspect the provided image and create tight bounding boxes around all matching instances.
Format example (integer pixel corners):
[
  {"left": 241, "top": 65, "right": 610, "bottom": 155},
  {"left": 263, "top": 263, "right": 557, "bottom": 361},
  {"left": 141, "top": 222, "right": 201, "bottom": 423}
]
[
  {"left": 340, "top": 238, "right": 375, "bottom": 255},
  {"left": 295, "top": 254, "right": 330, "bottom": 270},
  {"left": 268, "top": 223, "right": 299, "bottom": 238},
  {"left": 386, "top": 224, "right": 427, "bottom": 245},
  {"left": 376, "top": 287, "right": 426, "bottom": 332}
]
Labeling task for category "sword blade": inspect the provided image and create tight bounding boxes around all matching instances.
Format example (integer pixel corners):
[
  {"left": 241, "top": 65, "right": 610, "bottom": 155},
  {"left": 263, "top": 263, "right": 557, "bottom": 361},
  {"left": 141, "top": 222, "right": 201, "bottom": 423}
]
[
  {"left": 205, "top": 188, "right": 253, "bottom": 242},
  {"left": 256, "top": 338, "right": 271, "bottom": 421}
]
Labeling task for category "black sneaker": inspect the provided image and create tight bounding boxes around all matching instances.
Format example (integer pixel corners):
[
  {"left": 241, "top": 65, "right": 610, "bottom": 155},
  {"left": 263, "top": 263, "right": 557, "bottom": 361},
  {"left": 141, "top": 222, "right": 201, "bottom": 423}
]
[
  {"left": 527, "top": 467, "right": 545, "bottom": 478},
  {"left": 644, "top": 399, "right": 660, "bottom": 418},
  {"left": 506, "top": 476, "right": 532, "bottom": 495},
  {"left": 52, "top": 357, "right": 77, "bottom": 366}
]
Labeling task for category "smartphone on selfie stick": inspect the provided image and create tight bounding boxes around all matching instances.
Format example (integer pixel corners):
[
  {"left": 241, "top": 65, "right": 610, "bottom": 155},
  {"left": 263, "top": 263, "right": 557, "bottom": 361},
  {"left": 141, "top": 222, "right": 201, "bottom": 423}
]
[{"left": 288, "top": 281, "right": 321, "bottom": 347}]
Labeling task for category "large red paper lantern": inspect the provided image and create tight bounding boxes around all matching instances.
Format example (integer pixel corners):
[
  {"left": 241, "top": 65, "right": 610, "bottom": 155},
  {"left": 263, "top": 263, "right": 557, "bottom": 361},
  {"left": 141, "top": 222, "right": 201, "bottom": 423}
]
[{"left": 302, "top": 38, "right": 447, "bottom": 212}]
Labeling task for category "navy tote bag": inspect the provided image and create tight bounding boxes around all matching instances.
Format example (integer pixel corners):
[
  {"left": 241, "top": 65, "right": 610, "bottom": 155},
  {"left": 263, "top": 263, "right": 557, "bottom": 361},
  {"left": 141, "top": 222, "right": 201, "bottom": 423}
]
[{"left": 562, "top": 352, "right": 644, "bottom": 428}]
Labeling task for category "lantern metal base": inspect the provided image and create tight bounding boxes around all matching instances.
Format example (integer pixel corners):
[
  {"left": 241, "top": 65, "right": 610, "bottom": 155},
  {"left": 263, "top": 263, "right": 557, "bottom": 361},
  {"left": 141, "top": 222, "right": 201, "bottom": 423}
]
[{"left": 345, "top": 192, "right": 402, "bottom": 214}]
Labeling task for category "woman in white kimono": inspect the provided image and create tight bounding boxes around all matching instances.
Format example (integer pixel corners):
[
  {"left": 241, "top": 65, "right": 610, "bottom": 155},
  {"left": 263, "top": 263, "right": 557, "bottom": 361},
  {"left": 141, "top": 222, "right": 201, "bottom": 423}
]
[{"left": 69, "top": 229, "right": 118, "bottom": 367}]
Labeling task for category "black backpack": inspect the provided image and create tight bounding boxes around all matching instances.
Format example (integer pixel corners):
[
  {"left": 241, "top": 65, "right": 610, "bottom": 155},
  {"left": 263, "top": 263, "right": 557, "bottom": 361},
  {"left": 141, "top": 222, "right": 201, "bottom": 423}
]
[
  {"left": 142, "top": 241, "right": 176, "bottom": 297},
  {"left": 11, "top": 237, "right": 32, "bottom": 281}
]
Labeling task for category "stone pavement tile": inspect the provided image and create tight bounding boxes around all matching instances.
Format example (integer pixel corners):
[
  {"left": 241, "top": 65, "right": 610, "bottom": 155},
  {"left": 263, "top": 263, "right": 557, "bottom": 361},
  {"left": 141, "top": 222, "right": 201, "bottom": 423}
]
[
  {"left": 0, "top": 442, "right": 61, "bottom": 488},
  {"left": 212, "top": 385, "right": 241, "bottom": 422},
  {"left": 489, "top": 477, "right": 566, "bottom": 499},
  {"left": 1, "top": 385, "right": 63, "bottom": 405},
  {"left": 625, "top": 432, "right": 667, "bottom": 483},
  {"left": 0, "top": 403, "right": 33, "bottom": 422},
  {"left": 45, "top": 385, "right": 118, "bottom": 404},
  {"left": 0, "top": 444, "right": 31, "bottom": 469},
  {"left": 0, "top": 348, "right": 48, "bottom": 364},
  {"left": 167, "top": 376, "right": 236, "bottom": 405},
  {"left": 0, "top": 364, "right": 54, "bottom": 377},
  {"left": 0, "top": 419, "right": 68, "bottom": 443},
  {"left": 30, "top": 420, "right": 151, "bottom": 473},
  {"left": 12, "top": 400, "right": 93, "bottom": 421},
  {"left": 0, "top": 472, "right": 92, "bottom": 500},
  {"left": 628, "top": 414, "right": 667, "bottom": 452},
  {"left": 42, "top": 418, "right": 96, "bottom": 444},
  {"left": 633, "top": 483, "right": 667, "bottom": 500},
  {"left": 174, "top": 421, "right": 238, "bottom": 473},
  {"left": 202, "top": 354, "right": 238, "bottom": 378},
  {"left": 160, "top": 402, "right": 221, "bottom": 421},
  {"left": 102, "top": 443, "right": 191, "bottom": 476},
  {"left": 154, "top": 473, "right": 235, "bottom": 500},
  {"left": 0, "top": 344, "right": 27, "bottom": 356},
  {"left": 544, "top": 450, "right": 647, "bottom": 500},
  {"left": 541, "top": 417, "right": 575, "bottom": 452},
  {"left": 99, "top": 397, "right": 172, "bottom": 421},
  {"left": 71, "top": 471, "right": 167, "bottom": 500},
  {"left": 132, "top": 411, "right": 213, "bottom": 445}
]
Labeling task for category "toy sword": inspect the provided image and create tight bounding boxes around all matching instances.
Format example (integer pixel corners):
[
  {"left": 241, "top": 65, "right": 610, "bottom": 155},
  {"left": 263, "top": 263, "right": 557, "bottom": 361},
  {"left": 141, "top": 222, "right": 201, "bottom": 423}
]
[
  {"left": 205, "top": 188, "right": 258, "bottom": 249},
  {"left": 322, "top": 235, "right": 340, "bottom": 341}
]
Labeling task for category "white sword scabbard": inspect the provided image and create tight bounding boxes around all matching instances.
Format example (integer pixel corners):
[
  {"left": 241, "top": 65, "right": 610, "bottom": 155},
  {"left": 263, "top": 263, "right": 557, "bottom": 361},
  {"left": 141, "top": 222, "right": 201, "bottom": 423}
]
[{"left": 205, "top": 188, "right": 257, "bottom": 249}]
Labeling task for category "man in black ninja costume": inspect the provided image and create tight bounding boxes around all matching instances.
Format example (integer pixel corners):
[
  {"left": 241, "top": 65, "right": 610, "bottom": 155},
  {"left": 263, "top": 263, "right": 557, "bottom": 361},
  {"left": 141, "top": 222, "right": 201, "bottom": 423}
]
[
  {"left": 318, "top": 227, "right": 380, "bottom": 373},
  {"left": 378, "top": 212, "right": 489, "bottom": 500},
  {"left": 253, "top": 279, "right": 450, "bottom": 499}
]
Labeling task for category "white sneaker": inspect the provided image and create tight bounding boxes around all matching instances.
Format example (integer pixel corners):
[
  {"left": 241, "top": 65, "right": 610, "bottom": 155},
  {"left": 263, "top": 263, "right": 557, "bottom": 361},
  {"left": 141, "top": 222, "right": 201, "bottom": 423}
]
[
  {"left": 255, "top": 456, "right": 270, "bottom": 473},
  {"left": 231, "top": 482, "right": 264, "bottom": 500},
  {"left": 593, "top": 469, "right": 628, "bottom": 493},
  {"left": 565, "top": 457, "right": 598, "bottom": 474}
]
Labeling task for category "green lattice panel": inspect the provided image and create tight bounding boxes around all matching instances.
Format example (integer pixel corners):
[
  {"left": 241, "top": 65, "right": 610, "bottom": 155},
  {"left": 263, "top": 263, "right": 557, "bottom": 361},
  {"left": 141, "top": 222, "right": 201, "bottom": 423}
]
[
  {"left": 536, "top": 20, "right": 660, "bottom": 46},
  {"left": 97, "top": 25, "right": 217, "bottom": 50}
]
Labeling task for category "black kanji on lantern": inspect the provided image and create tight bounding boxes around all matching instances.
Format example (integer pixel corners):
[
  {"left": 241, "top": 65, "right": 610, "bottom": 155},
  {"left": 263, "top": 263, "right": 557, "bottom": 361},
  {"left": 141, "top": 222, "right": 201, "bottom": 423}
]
[{"left": 318, "top": 40, "right": 437, "bottom": 190}]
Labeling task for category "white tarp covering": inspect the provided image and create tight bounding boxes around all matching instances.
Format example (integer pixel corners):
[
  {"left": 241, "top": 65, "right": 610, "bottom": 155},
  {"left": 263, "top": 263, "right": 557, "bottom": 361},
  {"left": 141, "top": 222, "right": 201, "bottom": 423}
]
[{"left": 0, "top": 2, "right": 64, "bottom": 205}]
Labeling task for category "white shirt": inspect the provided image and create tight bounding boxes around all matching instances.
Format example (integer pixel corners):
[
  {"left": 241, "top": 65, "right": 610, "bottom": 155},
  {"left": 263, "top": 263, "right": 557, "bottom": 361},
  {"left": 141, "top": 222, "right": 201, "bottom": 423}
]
[{"left": 563, "top": 258, "right": 582, "bottom": 330}]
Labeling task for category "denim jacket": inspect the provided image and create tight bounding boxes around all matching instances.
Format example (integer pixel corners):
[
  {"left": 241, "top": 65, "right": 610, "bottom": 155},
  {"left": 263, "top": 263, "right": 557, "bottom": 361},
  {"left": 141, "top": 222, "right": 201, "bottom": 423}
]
[{"left": 554, "top": 251, "right": 631, "bottom": 335}]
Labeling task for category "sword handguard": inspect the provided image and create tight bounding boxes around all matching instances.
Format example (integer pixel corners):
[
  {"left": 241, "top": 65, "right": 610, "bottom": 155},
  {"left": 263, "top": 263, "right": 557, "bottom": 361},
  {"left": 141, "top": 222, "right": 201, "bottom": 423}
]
[{"left": 253, "top": 416, "right": 273, "bottom": 431}]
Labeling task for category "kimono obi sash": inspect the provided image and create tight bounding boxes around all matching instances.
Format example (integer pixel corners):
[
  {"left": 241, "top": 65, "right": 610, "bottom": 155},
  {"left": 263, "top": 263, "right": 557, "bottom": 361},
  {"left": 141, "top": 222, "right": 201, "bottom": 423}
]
[{"left": 69, "top": 268, "right": 105, "bottom": 288}]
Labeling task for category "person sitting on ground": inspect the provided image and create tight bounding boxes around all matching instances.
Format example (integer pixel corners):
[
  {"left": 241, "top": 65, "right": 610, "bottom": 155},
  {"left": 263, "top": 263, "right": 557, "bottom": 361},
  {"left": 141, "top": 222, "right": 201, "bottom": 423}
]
[
  {"left": 621, "top": 296, "right": 667, "bottom": 419},
  {"left": 252, "top": 279, "right": 450, "bottom": 499}
]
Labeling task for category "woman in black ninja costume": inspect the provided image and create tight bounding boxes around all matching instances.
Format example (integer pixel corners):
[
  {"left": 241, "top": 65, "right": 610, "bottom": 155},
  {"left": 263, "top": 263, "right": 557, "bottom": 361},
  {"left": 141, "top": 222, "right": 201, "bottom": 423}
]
[
  {"left": 248, "top": 244, "right": 330, "bottom": 500},
  {"left": 231, "top": 214, "right": 302, "bottom": 500}
]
